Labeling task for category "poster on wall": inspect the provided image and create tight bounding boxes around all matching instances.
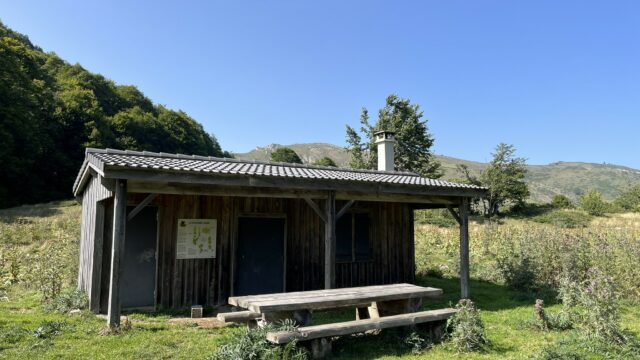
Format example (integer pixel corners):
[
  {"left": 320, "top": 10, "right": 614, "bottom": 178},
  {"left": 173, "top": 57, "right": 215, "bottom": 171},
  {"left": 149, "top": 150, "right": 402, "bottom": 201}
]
[{"left": 176, "top": 219, "right": 217, "bottom": 259}]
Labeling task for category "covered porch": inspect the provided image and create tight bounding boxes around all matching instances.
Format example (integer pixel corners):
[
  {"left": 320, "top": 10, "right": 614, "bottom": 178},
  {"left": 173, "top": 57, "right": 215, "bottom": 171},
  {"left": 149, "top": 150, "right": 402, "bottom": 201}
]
[{"left": 73, "top": 148, "right": 484, "bottom": 327}]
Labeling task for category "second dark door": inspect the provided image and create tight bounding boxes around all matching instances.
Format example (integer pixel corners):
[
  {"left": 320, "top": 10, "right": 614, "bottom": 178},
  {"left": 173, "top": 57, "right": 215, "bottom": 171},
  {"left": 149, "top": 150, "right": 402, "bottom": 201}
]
[{"left": 235, "top": 217, "right": 285, "bottom": 296}]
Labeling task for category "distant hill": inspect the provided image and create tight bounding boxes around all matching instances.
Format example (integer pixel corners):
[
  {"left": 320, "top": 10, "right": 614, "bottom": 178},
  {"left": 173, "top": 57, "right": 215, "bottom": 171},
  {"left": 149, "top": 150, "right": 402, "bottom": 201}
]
[
  {"left": 236, "top": 143, "right": 352, "bottom": 166},
  {"left": 235, "top": 143, "right": 640, "bottom": 203}
]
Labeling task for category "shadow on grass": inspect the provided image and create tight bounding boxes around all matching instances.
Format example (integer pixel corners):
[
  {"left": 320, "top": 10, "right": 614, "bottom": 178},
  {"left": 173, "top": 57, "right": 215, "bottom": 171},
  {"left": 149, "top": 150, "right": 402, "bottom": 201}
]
[
  {"left": 0, "top": 201, "right": 69, "bottom": 222},
  {"left": 327, "top": 325, "right": 517, "bottom": 359},
  {"left": 313, "top": 277, "right": 543, "bottom": 359},
  {"left": 122, "top": 308, "right": 190, "bottom": 318},
  {"left": 416, "top": 275, "right": 559, "bottom": 311},
  {"left": 122, "top": 304, "right": 227, "bottom": 320}
]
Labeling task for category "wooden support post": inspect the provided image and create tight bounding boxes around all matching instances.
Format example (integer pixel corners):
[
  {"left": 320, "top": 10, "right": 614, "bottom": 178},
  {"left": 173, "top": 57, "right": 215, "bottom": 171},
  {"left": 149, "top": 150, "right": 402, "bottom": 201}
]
[
  {"left": 310, "top": 338, "right": 332, "bottom": 359},
  {"left": 324, "top": 191, "right": 336, "bottom": 289},
  {"left": 107, "top": 179, "right": 127, "bottom": 327},
  {"left": 459, "top": 197, "right": 470, "bottom": 299}
]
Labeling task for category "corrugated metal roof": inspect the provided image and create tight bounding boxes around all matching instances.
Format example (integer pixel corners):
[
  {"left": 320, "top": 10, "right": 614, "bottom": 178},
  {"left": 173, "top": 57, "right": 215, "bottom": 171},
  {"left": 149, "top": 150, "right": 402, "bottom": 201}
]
[{"left": 73, "top": 148, "right": 486, "bottom": 195}]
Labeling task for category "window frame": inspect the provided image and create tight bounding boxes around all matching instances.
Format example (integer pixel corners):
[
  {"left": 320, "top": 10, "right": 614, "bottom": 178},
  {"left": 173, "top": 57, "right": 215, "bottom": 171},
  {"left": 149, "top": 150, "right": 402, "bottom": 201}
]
[{"left": 335, "top": 209, "right": 372, "bottom": 263}]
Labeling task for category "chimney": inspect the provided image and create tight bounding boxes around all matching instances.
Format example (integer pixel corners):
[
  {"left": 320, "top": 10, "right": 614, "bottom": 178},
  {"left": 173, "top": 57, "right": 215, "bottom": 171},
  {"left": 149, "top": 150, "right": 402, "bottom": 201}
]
[{"left": 374, "top": 130, "right": 396, "bottom": 171}]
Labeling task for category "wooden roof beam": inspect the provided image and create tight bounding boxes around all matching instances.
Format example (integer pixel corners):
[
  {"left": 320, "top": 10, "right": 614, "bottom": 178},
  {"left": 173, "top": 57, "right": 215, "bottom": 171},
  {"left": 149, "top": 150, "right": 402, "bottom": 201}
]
[
  {"left": 336, "top": 200, "right": 355, "bottom": 219},
  {"left": 304, "top": 197, "right": 327, "bottom": 223},
  {"left": 127, "top": 193, "right": 158, "bottom": 221}
]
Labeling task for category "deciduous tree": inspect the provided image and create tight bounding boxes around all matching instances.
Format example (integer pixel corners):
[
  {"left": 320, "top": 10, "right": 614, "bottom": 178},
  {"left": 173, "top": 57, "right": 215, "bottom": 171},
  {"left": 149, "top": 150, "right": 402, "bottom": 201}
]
[
  {"left": 458, "top": 144, "right": 529, "bottom": 217},
  {"left": 270, "top": 147, "right": 303, "bottom": 164},
  {"left": 314, "top": 157, "right": 337, "bottom": 167}
]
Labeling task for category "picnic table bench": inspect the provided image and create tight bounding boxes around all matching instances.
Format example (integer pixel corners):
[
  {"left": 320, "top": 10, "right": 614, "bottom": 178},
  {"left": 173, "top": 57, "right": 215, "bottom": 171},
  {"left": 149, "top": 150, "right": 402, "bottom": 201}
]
[{"left": 218, "top": 283, "right": 456, "bottom": 358}]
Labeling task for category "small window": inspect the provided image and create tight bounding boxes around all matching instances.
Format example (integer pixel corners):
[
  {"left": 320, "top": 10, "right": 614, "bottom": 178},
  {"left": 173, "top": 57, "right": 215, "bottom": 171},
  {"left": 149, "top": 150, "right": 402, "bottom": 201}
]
[{"left": 336, "top": 212, "right": 371, "bottom": 262}]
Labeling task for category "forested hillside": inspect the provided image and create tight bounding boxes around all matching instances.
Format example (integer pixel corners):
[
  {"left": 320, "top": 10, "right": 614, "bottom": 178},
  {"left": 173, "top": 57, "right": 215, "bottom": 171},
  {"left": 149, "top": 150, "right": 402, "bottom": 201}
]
[{"left": 0, "top": 22, "right": 228, "bottom": 208}]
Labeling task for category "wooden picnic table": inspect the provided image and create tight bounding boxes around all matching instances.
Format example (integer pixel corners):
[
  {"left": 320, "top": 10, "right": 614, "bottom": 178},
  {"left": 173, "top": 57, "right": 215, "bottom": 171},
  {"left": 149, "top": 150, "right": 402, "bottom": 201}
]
[{"left": 227, "top": 283, "right": 442, "bottom": 325}]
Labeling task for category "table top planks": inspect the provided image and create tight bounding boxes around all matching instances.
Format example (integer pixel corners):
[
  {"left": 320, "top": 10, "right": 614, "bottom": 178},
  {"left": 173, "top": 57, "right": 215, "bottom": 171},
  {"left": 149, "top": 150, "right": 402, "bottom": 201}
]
[{"left": 228, "top": 283, "right": 442, "bottom": 313}]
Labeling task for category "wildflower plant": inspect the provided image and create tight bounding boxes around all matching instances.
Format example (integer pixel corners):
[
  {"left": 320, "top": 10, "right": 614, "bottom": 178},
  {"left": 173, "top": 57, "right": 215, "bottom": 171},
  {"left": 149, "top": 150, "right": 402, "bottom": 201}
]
[
  {"left": 575, "top": 268, "right": 626, "bottom": 344},
  {"left": 208, "top": 320, "right": 308, "bottom": 360}
]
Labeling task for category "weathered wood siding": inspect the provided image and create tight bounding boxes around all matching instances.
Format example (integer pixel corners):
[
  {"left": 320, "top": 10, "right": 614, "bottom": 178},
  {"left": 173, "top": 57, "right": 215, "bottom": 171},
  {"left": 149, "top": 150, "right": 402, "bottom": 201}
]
[
  {"left": 133, "top": 194, "right": 415, "bottom": 309},
  {"left": 335, "top": 202, "right": 415, "bottom": 288},
  {"left": 77, "top": 174, "right": 112, "bottom": 311},
  {"left": 89, "top": 192, "right": 414, "bottom": 311}
]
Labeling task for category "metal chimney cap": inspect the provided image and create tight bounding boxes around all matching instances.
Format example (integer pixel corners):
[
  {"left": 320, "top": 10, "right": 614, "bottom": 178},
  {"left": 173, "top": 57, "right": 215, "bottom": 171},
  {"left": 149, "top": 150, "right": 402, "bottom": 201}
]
[{"left": 374, "top": 130, "right": 396, "bottom": 142}]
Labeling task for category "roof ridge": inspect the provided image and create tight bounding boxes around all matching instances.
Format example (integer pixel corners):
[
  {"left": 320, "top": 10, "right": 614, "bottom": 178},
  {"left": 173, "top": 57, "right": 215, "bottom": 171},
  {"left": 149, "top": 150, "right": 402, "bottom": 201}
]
[{"left": 84, "top": 148, "right": 424, "bottom": 178}]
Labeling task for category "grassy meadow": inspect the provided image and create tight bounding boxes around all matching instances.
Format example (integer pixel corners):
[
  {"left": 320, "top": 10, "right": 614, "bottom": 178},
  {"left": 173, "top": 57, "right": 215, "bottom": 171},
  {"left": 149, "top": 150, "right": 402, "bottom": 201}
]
[{"left": 1, "top": 201, "right": 639, "bottom": 359}]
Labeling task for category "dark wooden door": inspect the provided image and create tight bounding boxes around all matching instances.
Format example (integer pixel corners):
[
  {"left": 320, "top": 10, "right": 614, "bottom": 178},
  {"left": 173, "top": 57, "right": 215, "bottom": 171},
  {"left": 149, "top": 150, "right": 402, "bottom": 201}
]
[
  {"left": 121, "top": 206, "right": 157, "bottom": 309},
  {"left": 235, "top": 217, "right": 285, "bottom": 296}
]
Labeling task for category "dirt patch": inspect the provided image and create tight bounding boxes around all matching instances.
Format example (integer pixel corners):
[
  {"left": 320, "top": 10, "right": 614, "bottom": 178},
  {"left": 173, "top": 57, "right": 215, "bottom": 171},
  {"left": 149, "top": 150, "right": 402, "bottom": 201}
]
[{"left": 167, "top": 317, "right": 226, "bottom": 328}]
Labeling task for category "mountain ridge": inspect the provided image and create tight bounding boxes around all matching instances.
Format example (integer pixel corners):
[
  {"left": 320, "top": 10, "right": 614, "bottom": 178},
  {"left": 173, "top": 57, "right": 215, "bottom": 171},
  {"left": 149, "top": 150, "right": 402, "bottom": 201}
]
[{"left": 235, "top": 143, "right": 640, "bottom": 203}]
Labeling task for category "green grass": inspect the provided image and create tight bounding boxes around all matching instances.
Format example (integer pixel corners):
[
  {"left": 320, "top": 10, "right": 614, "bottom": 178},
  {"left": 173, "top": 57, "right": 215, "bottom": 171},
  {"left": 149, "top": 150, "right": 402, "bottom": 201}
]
[
  {"left": 323, "top": 276, "right": 640, "bottom": 359},
  {"left": 1, "top": 201, "right": 640, "bottom": 359},
  {"left": 3, "top": 280, "right": 639, "bottom": 360},
  {"left": 0, "top": 286, "right": 238, "bottom": 359}
]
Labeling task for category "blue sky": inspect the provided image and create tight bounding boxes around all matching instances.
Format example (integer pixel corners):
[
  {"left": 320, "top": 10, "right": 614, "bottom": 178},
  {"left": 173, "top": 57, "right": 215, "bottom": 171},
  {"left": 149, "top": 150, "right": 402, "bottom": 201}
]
[{"left": 2, "top": 1, "right": 639, "bottom": 167}]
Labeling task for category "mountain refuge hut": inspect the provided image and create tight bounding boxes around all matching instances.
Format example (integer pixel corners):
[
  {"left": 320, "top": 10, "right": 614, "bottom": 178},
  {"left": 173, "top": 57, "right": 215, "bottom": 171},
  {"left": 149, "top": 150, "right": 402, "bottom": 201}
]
[{"left": 73, "top": 131, "right": 486, "bottom": 326}]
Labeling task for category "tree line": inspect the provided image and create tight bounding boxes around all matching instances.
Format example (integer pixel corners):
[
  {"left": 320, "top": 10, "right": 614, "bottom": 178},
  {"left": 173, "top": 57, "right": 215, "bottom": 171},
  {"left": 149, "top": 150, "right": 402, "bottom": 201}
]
[{"left": 0, "top": 22, "right": 229, "bottom": 208}]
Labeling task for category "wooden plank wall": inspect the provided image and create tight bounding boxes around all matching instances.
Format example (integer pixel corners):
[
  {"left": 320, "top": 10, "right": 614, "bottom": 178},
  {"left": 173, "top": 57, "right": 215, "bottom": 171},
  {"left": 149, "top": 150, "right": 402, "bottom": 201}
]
[
  {"left": 335, "top": 202, "right": 415, "bottom": 288},
  {"left": 118, "top": 194, "right": 415, "bottom": 309},
  {"left": 77, "top": 174, "right": 113, "bottom": 311}
]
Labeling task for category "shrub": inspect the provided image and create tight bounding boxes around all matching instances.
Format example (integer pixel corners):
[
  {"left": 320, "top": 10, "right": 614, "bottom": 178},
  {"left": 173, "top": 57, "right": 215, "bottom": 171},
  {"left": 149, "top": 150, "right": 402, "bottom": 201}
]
[
  {"left": 416, "top": 218, "right": 640, "bottom": 300},
  {"left": 208, "top": 321, "right": 308, "bottom": 360},
  {"left": 496, "top": 250, "right": 536, "bottom": 291},
  {"left": 557, "top": 272, "right": 582, "bottom": 310},
  {"left": 415, "top": 209, "right": 458, "bottom": 228},
  {"left": 32, "top": 321, "right": 66, "bottom": 339},
  {"left": 579, "top": 190, "right": 608, "bottom": 216},
  {"left": 535, "top": 340, "right": 584, "bottom": 360},
  {"left": 546, "top": 312, "right": 574, "bottom": 331},
  {"left": 24, "top": 242, "right": 71, "bottom": 302},
  {"left": 404, "top": 331, "right": 431, "bottom": 355},
  {"left": 507, "top": 202, "right": 552, "bottom": 217},
  {"left": 532, "top": 210, "right": 592, "bottom": 228},
  {"left": 0, "top": 253, "right": 9, "bottom": 301},
  {"left": 552, "top": 194, "right": 574, "bottom": 209},
  {"left": 574, "top": 268, "right": 626, "bottom": 344},
  {"left": 0, "top": 245, "right": 23, "bottom": 300},
  {"left": 614, "top": 184, "right": 640, "bottom": 212},
  {"left": 529, "top": 299, "right": 573, "bottom": 331},
  {"left": 447, "top": 299, "right": 489, "bottom": 352},
  {"left": 46, "top": 288, "right": 88, "bottom": 313},
  {"left": 532, "top": 299, "right": 550, "bottom": 330}
]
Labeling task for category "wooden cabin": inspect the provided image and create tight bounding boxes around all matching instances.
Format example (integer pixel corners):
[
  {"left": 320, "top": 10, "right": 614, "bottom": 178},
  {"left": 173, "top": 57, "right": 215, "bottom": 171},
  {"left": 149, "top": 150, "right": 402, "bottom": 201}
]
[{"left": 73, "top": 131, "right": 485, "bottom": 326}]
